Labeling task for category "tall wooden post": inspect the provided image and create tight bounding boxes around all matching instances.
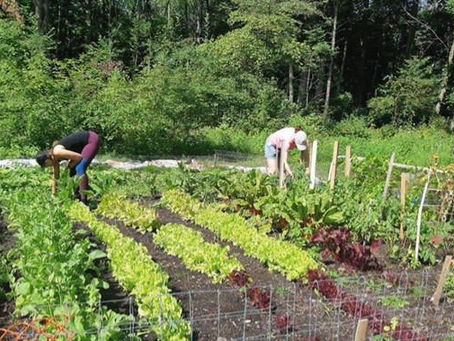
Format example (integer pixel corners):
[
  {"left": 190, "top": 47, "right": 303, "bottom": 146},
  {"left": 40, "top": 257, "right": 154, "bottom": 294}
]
[
  {"left": 329, "top": 141, "right": 339, "bottom": 190},
  {"left": 354, "top": 319, "right": 368, "bottom": 341},
  {"left": 52, "top": 162, "right": 60, "bottom": 196},
  {"left": 382, "top": 153, "right": 396, "bottom": 203},
  {"left": 213, "top": 152, "right": 218, "bottom": 168},
  {"left": 432, "top": 255, "right": 453, "bottom": 306},
  {"left": 399, "top": 173, "right": 409, "bottom": 241},
  {"left": 309, "top": 141, "right": 318, "bottom": 190},
  {"left": 345, "top": 145, "right": 352, "bottom": 177}
]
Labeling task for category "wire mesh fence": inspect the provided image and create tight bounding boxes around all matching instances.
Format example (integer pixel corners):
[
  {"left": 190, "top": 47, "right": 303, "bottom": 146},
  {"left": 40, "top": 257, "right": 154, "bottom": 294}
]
[{"left": 1, "top": 269, "right": 453, "bottom": 340}]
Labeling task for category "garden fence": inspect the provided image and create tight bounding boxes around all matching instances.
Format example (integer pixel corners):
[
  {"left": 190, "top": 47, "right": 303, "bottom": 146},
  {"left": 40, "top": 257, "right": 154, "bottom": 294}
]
[{"left": 1, "top": 269, "right": 453, "bottom": 340}]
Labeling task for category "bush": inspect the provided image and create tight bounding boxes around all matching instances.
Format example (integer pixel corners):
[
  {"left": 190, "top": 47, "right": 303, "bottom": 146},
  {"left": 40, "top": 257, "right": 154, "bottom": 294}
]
[
  {"left": 368, "top": 57, "right": 440, "bottom": 127},
  {"left": 334, "top": 116, "right": 371, "bottom": 138}
]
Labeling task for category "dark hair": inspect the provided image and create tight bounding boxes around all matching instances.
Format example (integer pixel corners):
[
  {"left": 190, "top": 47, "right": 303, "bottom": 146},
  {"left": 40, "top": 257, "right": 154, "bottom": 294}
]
[{"left": 36, "top": 152, "right": 50, "bottom": 168}]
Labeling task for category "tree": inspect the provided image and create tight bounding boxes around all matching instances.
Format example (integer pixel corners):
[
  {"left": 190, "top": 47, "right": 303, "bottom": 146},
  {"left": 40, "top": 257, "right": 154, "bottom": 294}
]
[{"left": 368, "top": 57, "right": 440, "bottom": 126}]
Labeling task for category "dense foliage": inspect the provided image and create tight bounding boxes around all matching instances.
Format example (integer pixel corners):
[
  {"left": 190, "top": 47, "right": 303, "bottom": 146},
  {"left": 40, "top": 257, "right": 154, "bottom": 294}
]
[{"left": 1, "top": 0, "right": 454, "bottom": 157}]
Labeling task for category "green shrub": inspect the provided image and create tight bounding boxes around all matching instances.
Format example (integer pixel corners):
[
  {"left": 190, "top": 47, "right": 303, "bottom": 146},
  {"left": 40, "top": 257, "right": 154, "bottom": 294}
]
[{"left": 368, "top": 57, "right": 440, "bottom": 127}]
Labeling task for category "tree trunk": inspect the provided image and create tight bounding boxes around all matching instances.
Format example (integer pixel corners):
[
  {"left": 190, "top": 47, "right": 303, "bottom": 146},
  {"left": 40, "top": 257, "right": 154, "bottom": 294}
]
[
  {"left": 167, "top": 1, "right": 171, "bottom": 27},
  {"left": 33, "top": 0, "right": 49, "bottom": 32},
  {"left": 323, "top": 1, "right": 338, "bottom": 117},
  {"left": 196, "top": 0, "right": 202, "bottom": 44},
  {"left": 337, "top": 39, "right": 347, "bottom": 94},
  {"left": 205, "top": 0, "right": 210, "bottom": 40},
  {"left": 289, "top": 63, "right": 294, "bottom": 103},
  {"left": 435, "top": 37, "right": 454, "bottom": 122},
  {"left": 306, "top": 68, "right": 311, "bottom": 109}
]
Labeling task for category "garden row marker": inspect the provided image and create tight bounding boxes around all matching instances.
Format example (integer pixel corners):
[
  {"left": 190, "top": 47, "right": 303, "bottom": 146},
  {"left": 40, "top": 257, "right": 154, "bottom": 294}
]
[
  {"left": 329, "top": 141, "right": 339, "bottom": 190},
  {"left": 415, "top": 169, "right": 432, "bottom": 262},
  {"left": 345, "top": 145, "right": 352, "bottom": 177},
  {"left": 354, "top": 318, "right": 368, "bottom": 341},
  {"left": 213, "top": 152, "right": 218, "bottom": 168},
  {"left": 309, "top": 140, "right": 318, "bottom": 190},
  {"left": 382, "top": 152, "right": 395, "bottom": 203},
  {"left": 431, "top": 255, "right": 453, "bottom": 306},
  {"left": 52, "top": 162, "right": 60, "bottom": 195},
  {"left": 400, "top": 172, "right": 409, "bottom": 241}
]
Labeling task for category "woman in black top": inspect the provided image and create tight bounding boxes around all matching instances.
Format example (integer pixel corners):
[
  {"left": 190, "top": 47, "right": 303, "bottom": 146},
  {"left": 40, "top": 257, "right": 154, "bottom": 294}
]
[{"left": 36, "top": 131, "right": 100, "bottom": 203}]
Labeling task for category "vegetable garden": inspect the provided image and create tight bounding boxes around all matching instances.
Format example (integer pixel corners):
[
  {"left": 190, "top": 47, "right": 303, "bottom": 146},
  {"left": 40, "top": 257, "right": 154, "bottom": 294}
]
[{"left": 0, "top": 154, "right": 453, "bottom": 340}]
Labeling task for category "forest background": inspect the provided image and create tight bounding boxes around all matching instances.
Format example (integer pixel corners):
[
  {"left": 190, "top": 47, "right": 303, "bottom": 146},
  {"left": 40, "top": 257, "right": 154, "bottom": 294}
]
[{"left": 0, "top": 0, "right": 453, "bottom": 166}]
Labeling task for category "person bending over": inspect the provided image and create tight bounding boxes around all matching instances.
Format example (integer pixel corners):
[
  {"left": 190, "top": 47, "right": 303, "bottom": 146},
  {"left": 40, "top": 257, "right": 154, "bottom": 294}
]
[
  {"left": 36, "top": 131, "right": 100, "bottom": 204},
  {"left": 264, "top": 127, "right": 309, "bottom": 177}
]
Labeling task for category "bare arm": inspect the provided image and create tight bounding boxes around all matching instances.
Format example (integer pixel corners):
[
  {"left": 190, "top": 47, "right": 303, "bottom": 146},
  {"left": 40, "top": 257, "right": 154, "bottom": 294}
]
[{"left": 52, "top": 147, "right": 83, "bottom": 165}]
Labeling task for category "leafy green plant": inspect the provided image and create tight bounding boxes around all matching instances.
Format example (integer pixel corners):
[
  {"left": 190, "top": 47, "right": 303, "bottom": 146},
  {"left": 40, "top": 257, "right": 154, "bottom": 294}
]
[
  {"left": 69, "top": 203, "right": 191, "bottom": 340},
  {"left": 1, "top": 185, "right": 130, "bottom": 338},
  {"left": 154, "top": 223, "right": 243, "bottom": 283},
  {"left": 446, "top": 273, "right": 454, "bottom": 300},
  {"left": 162, "top": 190, "right": 318, "bottom": 280},
  {"left": 378, "top": 296, "right": 409, "bottom": 309},
  {"left": 0, "top": 257, "right": 10, "bottom": 302},
  {"left": 96, "top": 192, "right": 160, "bottom": 233}
]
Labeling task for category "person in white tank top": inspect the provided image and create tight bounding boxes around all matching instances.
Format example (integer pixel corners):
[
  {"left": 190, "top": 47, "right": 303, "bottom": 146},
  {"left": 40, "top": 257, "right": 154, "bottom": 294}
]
[{"left": 264, "top": 127, "right": 309, "bottom": 176}]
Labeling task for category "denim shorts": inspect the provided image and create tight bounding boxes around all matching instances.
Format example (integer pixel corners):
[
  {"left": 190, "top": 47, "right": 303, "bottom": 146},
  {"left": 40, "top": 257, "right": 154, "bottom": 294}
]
[{"left": 264, "top": 141, "right": 277, "bottom": 159}]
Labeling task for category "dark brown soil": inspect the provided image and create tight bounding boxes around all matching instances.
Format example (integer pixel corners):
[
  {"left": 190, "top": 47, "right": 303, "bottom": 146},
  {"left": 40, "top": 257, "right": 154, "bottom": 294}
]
[{"left": 0, "top": 216, "right": 15, "bottom": 328}]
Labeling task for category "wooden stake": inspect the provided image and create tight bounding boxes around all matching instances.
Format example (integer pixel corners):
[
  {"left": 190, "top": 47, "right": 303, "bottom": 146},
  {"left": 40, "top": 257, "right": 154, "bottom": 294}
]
[
  {"left": 345, "top": 145, "right": 352, "bottom": 177},
  {"left": 354, "top": 318, "right": 368, "bottom": 341},
  {"left": 309, "top": 140, "right": 318, "bottom": 190},
  {"left": 431, "top": 255, "right": 453, "bottom": 306},
  {"left": 52, "top": 162, "right": 60, "bottom": 196},
  {"left": 382, "top": 153, "right": 396, "bottom": 203},
  {"left": 415, "top": 170, "right": 432, "bottom": 263},
  {"left": 329, "top": 141, "right": 339, "bottom": 190},
  {"left": 399, "top": 173, "right": 409, "bottom": 241}
]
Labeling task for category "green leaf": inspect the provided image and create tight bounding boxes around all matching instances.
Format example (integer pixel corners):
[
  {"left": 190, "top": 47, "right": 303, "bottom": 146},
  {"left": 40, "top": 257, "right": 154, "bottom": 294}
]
[{"left": 88, "top": 250, "right": 107, "bottom": 260}]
